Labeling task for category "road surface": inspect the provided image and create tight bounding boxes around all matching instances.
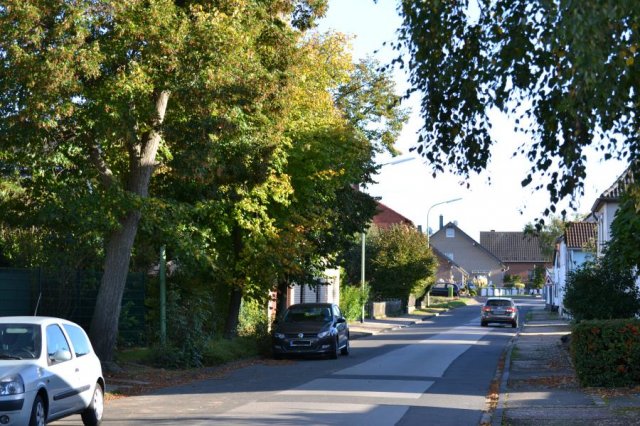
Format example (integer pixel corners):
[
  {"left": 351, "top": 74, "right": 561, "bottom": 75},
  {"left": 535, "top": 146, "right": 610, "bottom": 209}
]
[{"left": 54, "top": 299, "right": 538, "bottom": 425}]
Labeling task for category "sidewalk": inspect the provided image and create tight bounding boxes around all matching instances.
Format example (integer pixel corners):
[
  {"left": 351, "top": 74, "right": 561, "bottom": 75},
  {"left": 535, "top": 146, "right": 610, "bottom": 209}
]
[
  {"left": 348, "top": 313, "right": 431, "bottom": 339},
  {"left": 491, "top": 306, "right": 640, "bottom": 426}
]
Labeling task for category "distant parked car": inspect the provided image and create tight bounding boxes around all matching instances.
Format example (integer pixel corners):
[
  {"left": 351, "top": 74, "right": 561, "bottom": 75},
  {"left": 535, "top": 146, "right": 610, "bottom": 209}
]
[
  {"left": 0, "top": 316, "right": 104, "bottom": 426},
  {"left": 481, "top": 298, "right": 518, "bottom": 328},
  {"left": 430, "top": 283, "right": 460, "bottom": 297},
  {"left": 272, "top": 303, "right": 349, "bottom": 359}
]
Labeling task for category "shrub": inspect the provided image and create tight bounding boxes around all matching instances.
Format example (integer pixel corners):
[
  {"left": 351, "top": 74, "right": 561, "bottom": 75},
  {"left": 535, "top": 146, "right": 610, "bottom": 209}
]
[
  {"left": 571, "top": 319, "right": 640, "bottom": 387},
  {"left": 202, "top": 336, "right": 263, "bottom": 365},
  {"left": 340, "top": 283, "right": 370, "bottom": 321},
  {"left": 563, "top": 259, "right": 640, "bottom": 322}
]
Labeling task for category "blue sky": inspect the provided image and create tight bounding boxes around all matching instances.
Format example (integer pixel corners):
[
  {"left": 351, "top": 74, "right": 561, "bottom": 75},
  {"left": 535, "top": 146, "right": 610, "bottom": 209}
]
[{"left": 318, "top": 0, "right": 627, "bottom": 240}]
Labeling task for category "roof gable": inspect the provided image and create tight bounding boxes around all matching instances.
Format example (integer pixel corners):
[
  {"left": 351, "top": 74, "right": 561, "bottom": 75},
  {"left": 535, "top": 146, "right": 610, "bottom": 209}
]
[
  {"left": 431, "top": 222, "right": 506, "bottom": 267},
  {"left": 480, "top": 231, "right": 549, "bottom": 263}
]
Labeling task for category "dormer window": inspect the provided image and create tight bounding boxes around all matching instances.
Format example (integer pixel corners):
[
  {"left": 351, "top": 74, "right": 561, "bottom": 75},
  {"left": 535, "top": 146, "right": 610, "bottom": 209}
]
[{"left": 446, "top": 227, "right": 455, "bottom": 238}]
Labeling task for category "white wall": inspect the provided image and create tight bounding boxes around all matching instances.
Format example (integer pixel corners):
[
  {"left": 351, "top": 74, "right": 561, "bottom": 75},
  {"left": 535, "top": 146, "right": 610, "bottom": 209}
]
[{"left": 289, "top": 268, "right": 340, "bottom": 305}]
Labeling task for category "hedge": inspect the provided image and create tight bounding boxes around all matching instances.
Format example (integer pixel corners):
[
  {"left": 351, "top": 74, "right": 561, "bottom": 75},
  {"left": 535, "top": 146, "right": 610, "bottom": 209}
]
[{"left": 571, "top": 319, "right": 640, "bottom": 387}]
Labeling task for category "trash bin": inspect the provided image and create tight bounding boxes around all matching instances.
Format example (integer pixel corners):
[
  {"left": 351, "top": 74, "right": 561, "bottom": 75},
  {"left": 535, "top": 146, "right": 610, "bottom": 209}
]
[{"left": 448, "top": 285, "right": 453, "bottom": 298}]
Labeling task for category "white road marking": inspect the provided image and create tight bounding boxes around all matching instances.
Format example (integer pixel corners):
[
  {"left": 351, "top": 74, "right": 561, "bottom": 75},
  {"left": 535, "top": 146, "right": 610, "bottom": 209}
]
[{"left": 280, "top": 378, "right": 434, "bottom": 399}]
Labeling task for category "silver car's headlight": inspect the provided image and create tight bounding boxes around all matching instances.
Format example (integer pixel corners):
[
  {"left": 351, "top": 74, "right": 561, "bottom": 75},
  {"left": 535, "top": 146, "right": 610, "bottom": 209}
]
[
  {"left": 273, "top": 332, "right": 285, "bottom": 339},
  {"left": 317, "top": 330, "right": 330, "bottom": 339},
  {"left": 0, "top": 374, "right": 25, "bottom": 395}
]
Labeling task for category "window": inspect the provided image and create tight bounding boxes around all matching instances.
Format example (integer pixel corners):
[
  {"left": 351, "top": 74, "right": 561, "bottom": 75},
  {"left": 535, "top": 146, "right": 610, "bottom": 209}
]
[
  {"left": 46, "top": 324, "right": 71, "bottom": 364},
  {"left": 446, "top": 228, "right": 455, "bottom": 238},
  {"left": 63, "top": 324, "right": 91, "bottom": 357},
  {"left": 332, "top": 305, "right": 342, "bottom": 319}
]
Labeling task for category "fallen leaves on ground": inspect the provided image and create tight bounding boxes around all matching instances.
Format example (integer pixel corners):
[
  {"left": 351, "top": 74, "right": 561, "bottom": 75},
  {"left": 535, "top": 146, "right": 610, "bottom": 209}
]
[
  {"left": 105, "top": 357, "right": 291, "bottom": 401},
  {"left": 586, "top": 386, "right": 640, "bottom": 399}
]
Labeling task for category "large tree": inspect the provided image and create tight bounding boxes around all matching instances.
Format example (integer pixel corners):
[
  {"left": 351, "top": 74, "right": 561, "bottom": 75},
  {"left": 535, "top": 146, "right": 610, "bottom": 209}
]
[
  {"left": 348, "top": 224, "right": 437, "bottom": 302},
  {"left": 0, "top": 0, "right": 327, "bottom": 363},
  {"left": 394, "top": 1, "right": 640, "bottom": 218}
]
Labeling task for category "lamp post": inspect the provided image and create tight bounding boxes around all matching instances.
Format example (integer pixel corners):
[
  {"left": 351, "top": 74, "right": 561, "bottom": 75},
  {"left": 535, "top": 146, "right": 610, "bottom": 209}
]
[
  {"left": 426, "top": 197, "right": 462, "bottom": 247},
  {"left": 360, "top": 156, "right": 415, "bottom": 323}
]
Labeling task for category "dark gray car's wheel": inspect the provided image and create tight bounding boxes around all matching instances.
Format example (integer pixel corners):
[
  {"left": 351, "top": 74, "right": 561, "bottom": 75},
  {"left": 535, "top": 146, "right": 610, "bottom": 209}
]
[
  {"left": 512, "top": 320, "right": 517, "bottom": 328},
  {"left": 29, "top": 394, "right": 45, "bottom": 426},
  {"left": 81, "top": 383, "right": 104, "bottom": 426},
  {"left": 481, "top": 321, "right": 487, "bottom": 327},
  {"left": 340, "top": 336, "right": 349, "bottom": 355},
  {"left": 329, "top": 338, "right": 339, "bottom": 359}
]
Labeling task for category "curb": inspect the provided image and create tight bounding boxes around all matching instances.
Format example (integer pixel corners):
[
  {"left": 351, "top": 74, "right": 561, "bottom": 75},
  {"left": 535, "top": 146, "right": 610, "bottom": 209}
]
[{"left": 482, "top": 323, "right": 520, "bottom": 425}]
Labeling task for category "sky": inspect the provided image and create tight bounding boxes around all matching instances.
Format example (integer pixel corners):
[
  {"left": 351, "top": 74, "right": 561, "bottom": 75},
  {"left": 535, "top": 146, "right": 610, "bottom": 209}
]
[{"left": 317, "top": 0, "right": 628, "bottom": 241}]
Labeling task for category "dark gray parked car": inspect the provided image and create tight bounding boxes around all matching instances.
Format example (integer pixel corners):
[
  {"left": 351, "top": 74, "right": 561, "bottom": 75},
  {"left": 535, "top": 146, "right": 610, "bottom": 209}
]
[
  {"left": 481, "top": 297, "right": 518, "bottom": 328},
  {"left": 430, "top": 283, "right": 460, "bottom": 297},
  {"left": 272, "top": 303, "right": 349, "bottom": 359}
]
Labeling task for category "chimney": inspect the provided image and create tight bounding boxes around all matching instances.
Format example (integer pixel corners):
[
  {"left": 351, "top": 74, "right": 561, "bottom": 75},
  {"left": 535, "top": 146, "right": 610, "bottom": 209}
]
[{"left": 439, "top": 215, "right": 444, "bottom": 230}]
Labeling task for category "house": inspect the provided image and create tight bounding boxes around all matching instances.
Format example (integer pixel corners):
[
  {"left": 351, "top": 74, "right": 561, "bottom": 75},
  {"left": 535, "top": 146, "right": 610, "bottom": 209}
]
[
  {"left": 548, "top": 221, "right": 597, "bottom": 315},
  {"left": 480, "top": 231, "right": 551, "bottom": 285},
  {"left": 429, "top": 219, "right": 507, "bottom": 286},
  {"left": 431, "top": 245, "right": 469, "bottom": 285},
  {"left": 591, "top": 165, "right": 635, "bottom": 257}
]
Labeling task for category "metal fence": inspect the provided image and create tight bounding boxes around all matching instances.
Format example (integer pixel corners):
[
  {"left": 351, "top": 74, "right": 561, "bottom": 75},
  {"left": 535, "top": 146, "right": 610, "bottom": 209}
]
[{"left": 0, "top": 268, "right": 146, "bottom": 346}]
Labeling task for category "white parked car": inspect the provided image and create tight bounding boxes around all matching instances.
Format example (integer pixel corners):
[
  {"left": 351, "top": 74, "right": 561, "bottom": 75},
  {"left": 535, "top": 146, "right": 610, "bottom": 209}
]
[{"left": 0, "top": 316, "right": 104, "bottom": 425}]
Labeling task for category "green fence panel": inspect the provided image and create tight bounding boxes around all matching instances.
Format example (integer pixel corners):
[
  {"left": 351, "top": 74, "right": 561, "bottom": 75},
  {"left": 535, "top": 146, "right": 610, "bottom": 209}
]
[
  {"left": 0, "top": 268, "right": 35, "bottom": 316},
  {"left": 0, "top": 268, "right": 146, "bottom": 346}
]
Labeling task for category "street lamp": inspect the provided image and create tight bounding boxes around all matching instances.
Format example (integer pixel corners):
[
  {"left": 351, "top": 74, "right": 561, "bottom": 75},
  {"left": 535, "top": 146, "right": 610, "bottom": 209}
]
[
  {"left": 360, "top": 156, "right": 415, "bottom": 323},
  {"left": 426, "top": 197, "right": 463, "bottom": 247}
]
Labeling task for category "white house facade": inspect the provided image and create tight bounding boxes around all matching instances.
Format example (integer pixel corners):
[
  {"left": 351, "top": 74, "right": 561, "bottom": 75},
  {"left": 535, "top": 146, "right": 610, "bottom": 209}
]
[{"left": 548, "top": 222, "right": 596, "bottom": 316}]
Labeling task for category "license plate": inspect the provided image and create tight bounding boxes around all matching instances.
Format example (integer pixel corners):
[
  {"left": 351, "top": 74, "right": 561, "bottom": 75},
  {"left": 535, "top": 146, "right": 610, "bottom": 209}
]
[{"left": 291, "top": 340, "right": 311, "bottom": 347}]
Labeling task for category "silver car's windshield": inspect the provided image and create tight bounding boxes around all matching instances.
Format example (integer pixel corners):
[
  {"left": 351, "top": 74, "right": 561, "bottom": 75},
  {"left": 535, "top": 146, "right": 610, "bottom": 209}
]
[{"left": 0, "top": 324, "right": 42, "bottom": 360}]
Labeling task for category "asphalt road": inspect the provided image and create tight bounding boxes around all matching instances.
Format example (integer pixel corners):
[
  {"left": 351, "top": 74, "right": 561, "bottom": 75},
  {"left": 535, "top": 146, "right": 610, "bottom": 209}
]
[{"left": 54, "top": 301, "right": 533, "bottom": 426}]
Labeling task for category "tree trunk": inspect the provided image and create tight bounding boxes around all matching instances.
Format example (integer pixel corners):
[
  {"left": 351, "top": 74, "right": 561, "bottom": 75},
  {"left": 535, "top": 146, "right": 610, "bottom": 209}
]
[
  {"left": 89, "top": 211, "right": 141, "bottom": 363},
  {"left": 224, "top": 287, "right": 243, "bottom": 339},
  {"left": 90, "top": 91, "right": 170, "bottom": 364},
  {"left": 275, "top": 277, "right": 289, "bottom": 319},
  {"left": 223, "top": 223, "right": 244, "bottom": 339}
]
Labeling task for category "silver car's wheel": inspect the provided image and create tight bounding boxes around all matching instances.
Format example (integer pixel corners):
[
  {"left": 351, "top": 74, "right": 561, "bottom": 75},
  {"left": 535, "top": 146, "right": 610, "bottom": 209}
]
[
  {"left": 29, "top": 394, "right": 45, "bottom": 426},
  {"left": 81, "top": 383, "right": 104, "bottom": 426}
]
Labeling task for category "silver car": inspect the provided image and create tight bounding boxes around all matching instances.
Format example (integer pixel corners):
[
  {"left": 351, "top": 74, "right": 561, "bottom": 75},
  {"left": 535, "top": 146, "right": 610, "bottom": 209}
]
[
  {"left": 0, "top": 317, "right": 104, "bottom": 425},
  {"left": 481, "top": 298, "right": 518, "bottom": 328}
]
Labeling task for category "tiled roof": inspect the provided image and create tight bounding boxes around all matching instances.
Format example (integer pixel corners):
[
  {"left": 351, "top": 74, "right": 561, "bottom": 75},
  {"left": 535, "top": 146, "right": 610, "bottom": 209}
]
[
  {"left": 565, "top": 222, "right": 597, "bottom": 249},
  {"left": 480, "top": 231, "right": 549, "bottom": 263},
  {"left": 372, "top": 202, "right": 414, "bottom": 229},
  {"left": 591, "top": 163, "right": 636, "bottom": 212}
]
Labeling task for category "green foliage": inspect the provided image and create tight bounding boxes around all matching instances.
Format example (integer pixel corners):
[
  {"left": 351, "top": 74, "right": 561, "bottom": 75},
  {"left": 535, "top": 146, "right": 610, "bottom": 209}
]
[
  {"left": 339, "top": 283, "right": 370, "bottom": 321},
  {"left": 571, "top": 319, "right": 640, "bottom": 387},
  {"left": 530, "top": 265, "right": 546, "bottom": 289},
  {"left": 504, "top": 275, "right": 524, "bottom": 289},
  {"left": 365, "top": 225, "right": 437, "bottom": 301},
  {"left": 395, "top": 1, "right": 640, "bottom": 216},
  {"left": 237, "top": 299, "right": 269, "bottom": 339},
  {"left": 202, "top": 336, "right": 267, "bottom": 365},
  {"left": 563, "top": 259, "right": 640, "bottom": 322}
]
